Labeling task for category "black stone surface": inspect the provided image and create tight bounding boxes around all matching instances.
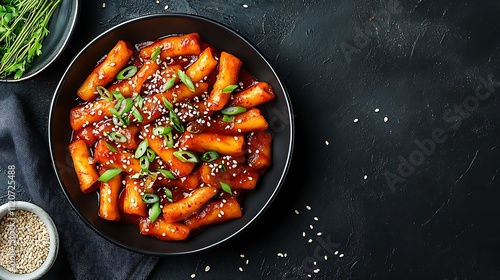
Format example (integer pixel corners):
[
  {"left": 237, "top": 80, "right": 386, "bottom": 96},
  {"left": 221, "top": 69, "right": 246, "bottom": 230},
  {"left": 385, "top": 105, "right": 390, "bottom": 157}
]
[{"left": 1, "top": 0, "right": 499, "bottom": 279}]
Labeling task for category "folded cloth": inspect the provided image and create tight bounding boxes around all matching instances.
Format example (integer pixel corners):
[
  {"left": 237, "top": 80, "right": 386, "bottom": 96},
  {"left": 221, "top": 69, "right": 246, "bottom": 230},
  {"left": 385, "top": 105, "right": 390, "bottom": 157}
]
[{"left": 0, "top": 94, "right": 158, "bottom": 280}]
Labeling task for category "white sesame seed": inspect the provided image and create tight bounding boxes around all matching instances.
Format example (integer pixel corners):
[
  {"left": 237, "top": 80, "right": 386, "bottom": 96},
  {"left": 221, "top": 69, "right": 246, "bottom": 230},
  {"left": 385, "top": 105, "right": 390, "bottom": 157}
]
[
  {"left": 205, "top": 266, "right": 210, "bottom": 272},
  {"left": 308, "top": 239, "right": 313, "bottom": 243},
  {"left": 294, "top": 209, "right": 299, "bottom": 215},
  {"left": 334, "top": 251, "right": 339, "bottom": 255},
  {"left": 374, "top": 108, "right": 380, "bottom": 113},
  {"left": 302, "top": 231, "right": 306, "bottom": 237},
  {"left": 317, "top": 232, "right": 323, "bottom": 236},
  {"left": 191, "top": 273, "right": 196, "bottom": 278},
  {"left": 353, "top": 118, "right": 359, "bottom": 123},
  {"left": 239, "top": 267, "right": 243, "bottom": 272},
  {"left": 325, "top": 140, "right": 329, "bottom": 145},
  {"left": 243, "top": 4, "right": 249, "bottom": 8},
  {"left": 240, "top": 254, "right": 245, "bottom": 258},
  {"left": 306, "top": 205, "right": 311, "bottom": 210},
  {"left": 364, "top": 175, "right": 368, "bottom": 180},
  {"left": 339, "top": 253, "right": 345, "bottom": 258},
  {"left": 310, "top": 225, "right": 314, "bottom": 230},
  {"left": 384, "top": 116, "right": 389, "bottom": 122}
]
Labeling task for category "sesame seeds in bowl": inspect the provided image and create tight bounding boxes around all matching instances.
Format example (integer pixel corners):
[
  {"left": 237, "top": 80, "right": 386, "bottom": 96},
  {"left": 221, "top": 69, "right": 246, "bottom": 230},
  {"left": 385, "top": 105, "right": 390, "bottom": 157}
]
[{"left": 0, "top": 201, "right": 59, "bottom": 280}]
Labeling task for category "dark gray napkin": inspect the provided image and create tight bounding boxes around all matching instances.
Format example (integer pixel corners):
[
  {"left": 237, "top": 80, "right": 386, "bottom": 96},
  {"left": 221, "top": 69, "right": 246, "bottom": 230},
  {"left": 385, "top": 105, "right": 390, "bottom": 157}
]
[{"left": 0, "top": 94, "right": 158, "bottom": 280}]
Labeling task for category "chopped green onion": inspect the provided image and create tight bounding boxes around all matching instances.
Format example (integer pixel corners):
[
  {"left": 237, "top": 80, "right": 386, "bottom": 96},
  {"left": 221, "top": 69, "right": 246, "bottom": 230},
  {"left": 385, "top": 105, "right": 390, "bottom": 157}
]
[
  {"left": 201, "top": 151, "right": 219, "bottom": 162},
  {"left": 162, "top": 77, "right": 176, "bottom": 92},
  {"left": 170, "top": 111, "right": 184, "bottom": 133},
  {"left": 140, "top": 155, "right": 150, "bottom": 171},
  {"left": 221, "top": 106, "right": 247, "bottom": 116},
  {"left": 134, "top": 95, "right": 145, "bottom": 109},
  {"left": 135, "top": 139, "right": 148, "bottom": 158},
  {"left": 142, "top": 192, "right": 159, "bottom": 204},
  {"left": 105, "top": 142, "right": 117, "bottom": 153},
  {"left": 153, "top": 126, "right": 172, "bottom": 136},
  {"left": 112, "top": 91, "right": 124, "bottom": 101},
  {"left": 220, "top": 182, "right": 232, "bottom": 195},
  {"left": 222, "top": 84, "right": 238, "bottom": 93},
  {"left": 186, "top": 123, "right": 202, "bottom": 134},
  {"left": 164, "top": 188, "right": 173, "bottom": 202},
  {"left": 162, "top": 97, "right": 174, "bottom": 111},
  {"left": 132, "top": 107, "right": 143, "bottom": 122},
  {"left": 109, "top": 107, "right": 120, "bottom": 117},
  {"left": 98, "top": 168, "right": 122, "bottom": 182},
  {"left": 130, "top": 172, "right": 147, "bottom": 179},
  {"left": 112, "top": 116, "right": 127, "bottom": 127},
  {"left": 150, "top": 47, "right": 162, "bottom": 61},
  {"left": 222, "top": 115, "right": 234, "bottom": 123},
  {"left": 96, "top": 86, "right": 113, "bottom": 101},
  {"left": 107, "top": 132, "right": 128, "bottom": 143},
  {"left": 164, "top": 132, "right": 174, "bottom": 148},
  {"left": 176, "top": 70, "right": 195, "bottom": 92},
  {"left": 146, "top": 148, "right": 156, "bottom": 162},
  {"left": 219, "top": 164, "right": 226, "bottom": 172},
  {"left": 116, "top": 65, "right": 138, "bottom": 80},
  {"left": 158, "top": 168, "right": 176, "bottom": 179},
  {"left": 148, "top": 201, "right": 161, "bottom": 223},
  {"left": 116, "top": 98, "right": 134, "bottom": 116},
  {"left": 173, "top": 150, "right": 199, "bottom": 163}
]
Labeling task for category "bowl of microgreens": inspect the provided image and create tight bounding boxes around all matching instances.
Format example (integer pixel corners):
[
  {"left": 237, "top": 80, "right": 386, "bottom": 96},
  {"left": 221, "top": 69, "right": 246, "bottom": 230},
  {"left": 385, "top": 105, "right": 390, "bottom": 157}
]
[{"left": 0, "top": 0, "right": 79, "bottom": 82}]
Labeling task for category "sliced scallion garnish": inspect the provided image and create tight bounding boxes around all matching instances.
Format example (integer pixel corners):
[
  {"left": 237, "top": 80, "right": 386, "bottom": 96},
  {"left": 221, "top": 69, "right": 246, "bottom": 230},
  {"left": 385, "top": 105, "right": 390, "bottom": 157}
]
[
  {"left": 140, "top": 155, "right": 150, "bottom": 171},
  {"left": 105, "top": 142, "right": 117, "bottom": 153},
  {"left": 134, "top": 95, "right": 144, "bottom": 109},
  {"left": 220, "top": 182, "right": 232, "bottom": 195},
  {"left": 173, "top": 150, "right": 199, "bottom": 163},
  {"left": 164, "top": 132, "right": 174, "bottom": 148},
  {"left": 164, "top": 187, "right": 173, "bottom": 202},
  {"left": 146, "top": 148, "right": 156, "bottom": 162},
  {"left": 222, "top": 115, "right": 234, "bottom": 123},
  {"left": 176, "top": 69, "right": 195, "bottom": 92},
  {"left": 107, "top": 132, "right": 128, "bottom": 143},
  {"left": 112, "top": 116, "right": 127, "bottom": 127},
  {"left": 162, "top": 96, "right": 173, "bottom": 111},
  {"left": 148, "top": 201, "right": 161, "bottom": 223},
  {"left": 153, "top": 126, "right": 172, "bottom": 136},
  {"left": 132, "top": 107, "right": 143, "bottom": 122},
  {"left": 201, "top": 151, "right": 219, "bottom": 162},
  {"left": 141, "top": 192, "right": 160, "bottom": 204},
  {"left": 219, "top": 164, "right": 226, "bottom": 172},
  {"left": 150, "top": 47, "right": 162, "bottom": 61},
  {"left": 170, "top": 111, "right": 184, "bottom": 133},
  {"left": 98, "top": 168, "right": 122, "bottom": 182},
  {"left": 162, "top": 77, "right": 176, "bottom": 92},
  {"left": 112, "top": 91, "right": 124, "bottom": 101},
  {"left": 116, "top": 65, "right": 138, "bottom": 80},
  {"left": 221, "top": 106, "right": 246, "bottom": 116},
  {"left": 157, "top": 168, "right": 176, "bottom": 179},
  {"left": 222, "top": 84, "right": 238, "bottom": 93},
  {"left": 96, "top": 86, "right": 113, "bottom": 101},
  {"left": 135, "top": 139, "right": 148, "bottom": 158}
]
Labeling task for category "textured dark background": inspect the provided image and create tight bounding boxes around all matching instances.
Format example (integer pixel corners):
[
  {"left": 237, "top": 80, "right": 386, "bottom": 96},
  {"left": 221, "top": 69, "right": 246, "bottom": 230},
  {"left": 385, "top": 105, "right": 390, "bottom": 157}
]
[{"left": 1, "top": 0, "right": 500, "bottom": 279}]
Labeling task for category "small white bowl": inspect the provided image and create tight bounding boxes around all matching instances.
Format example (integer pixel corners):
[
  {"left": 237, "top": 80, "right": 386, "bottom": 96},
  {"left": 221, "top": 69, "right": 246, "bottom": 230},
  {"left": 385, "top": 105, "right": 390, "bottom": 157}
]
[{"left": 0, "top": 201, "right": 59, "bottom": 280}]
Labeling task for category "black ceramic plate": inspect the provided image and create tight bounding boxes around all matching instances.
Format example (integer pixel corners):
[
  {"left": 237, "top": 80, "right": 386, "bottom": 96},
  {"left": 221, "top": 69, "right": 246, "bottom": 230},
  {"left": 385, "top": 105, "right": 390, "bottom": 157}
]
[
  {"left": 49, "top": 14, "right": 294, "bottom": 255},
  {"left": 0, "top": 0, "right": 79, "bottom": 82}
]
